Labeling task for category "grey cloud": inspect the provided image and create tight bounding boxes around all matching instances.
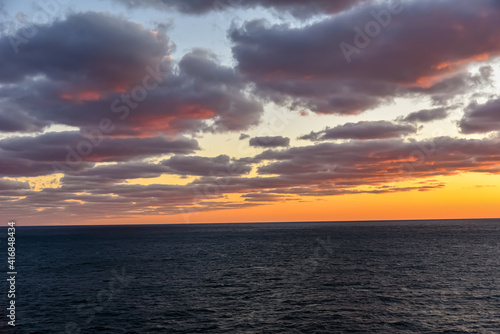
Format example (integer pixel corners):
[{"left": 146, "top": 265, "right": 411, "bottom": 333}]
[
  {"left": 0, "top": 14, "right": 263, "bottom": 136},
  {"left": 0, "top": 12, "right": 173, "bottom": 85},
  {"left": 230, "top": 1, "right": 500, "bottom": 115},
  {"left": 398, "top": 108, "right": 449, "bottom": 124},
  {"left": 249, "top": 136, "right": 290, "bottom": 147},
  {"left": 111, "top": 0, "right": 371, "bottom": 18},
  {"left": 163, "top": 154, "right": 252, "bottom": 176},
  {"left": 0, "top": 178, "right": 30, "bottom": 191},
  {"left": 61, "top": 162, "right": 171, "bottom": 185},
  {"left": 0, "top": 131, "right": 199, "bottom": 177},
  {"left": 299, "top": 121, "right": 417, "bottom": 141},
  {"left": 459, "top": 98, "right": 500, "bottom": 134},
  {"left": 4, "top": 135, "right": 500, "bottom": 223}
]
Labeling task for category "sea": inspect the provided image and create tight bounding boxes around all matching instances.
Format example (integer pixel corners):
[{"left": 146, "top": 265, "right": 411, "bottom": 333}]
[{"left": 2, "top": 219, "right": 500, "bottom": 333}]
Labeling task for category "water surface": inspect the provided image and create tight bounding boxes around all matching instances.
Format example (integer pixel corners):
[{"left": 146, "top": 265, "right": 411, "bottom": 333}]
[{"left": 3, "top": 219, "right": 500, "bottom": 333}]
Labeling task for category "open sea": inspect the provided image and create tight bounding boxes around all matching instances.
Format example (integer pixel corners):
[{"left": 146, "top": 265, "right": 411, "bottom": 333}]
[{"left": 2, "top": 219, "right": 500, "bottom": 333}]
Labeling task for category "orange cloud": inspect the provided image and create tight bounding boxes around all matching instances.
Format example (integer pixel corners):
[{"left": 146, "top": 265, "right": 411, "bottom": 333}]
[{"left": 60, "top": 91, "right": 102, "bottom": 103}]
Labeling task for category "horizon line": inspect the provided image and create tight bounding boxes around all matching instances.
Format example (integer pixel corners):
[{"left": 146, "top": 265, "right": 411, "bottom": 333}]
[{"left": 6, "top": 217, "right": 500, "bottom": 227}]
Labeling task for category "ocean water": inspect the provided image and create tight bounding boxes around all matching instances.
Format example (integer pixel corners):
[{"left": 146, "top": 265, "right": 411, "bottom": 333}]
[{"left": 2, "top": 219, "right": 500, "bottom": 333}]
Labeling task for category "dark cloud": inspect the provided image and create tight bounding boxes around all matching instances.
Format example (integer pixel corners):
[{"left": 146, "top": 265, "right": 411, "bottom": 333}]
[
  {"left": 162, "top": 155, "right": 252, "bottom": 176},
  {"left": 182, "top": 135, "right": 500, "bottom": 203},
  {"left": 459, "top": 98, "right": 500, "bottom": 133},
  {"left": 249, "top": 136, "right": 290, "bottom": 148},
  {"left": 60, "top": 162, "right": 171, "bottom": 185},
  {"left": 2, "top": 1, "right": 500, "bottom": 223},
  {"left": 59, "top": 154, "right": 252, "bottom": 186},
  {"left": 112, "top": 0, "right": 371, "bottom": 18},
  {"left": 409, "top": 66, "right": 495, "bottom": 105},
  {"left": 299, "top": 121, "right": 417, "bottom": 141},
  {"left": 397, "top": 107, "right": 449, "bottom": 124},
  {"left": 241, "top": 193, "right": 286, "bottom": 202},
  {"left": 230, "top": 0, "right": 500, "bottom": 114},
  {"left": 0, "top": 13, "right": 263, "bottom": 136},
  {"left": 0, "top": 2, "right": 10, "bottom": 31},
  {"left": 4, "top": 134, "right": 500, "bottom": 223},
  {"left": 0, "top": 105, "right": 50, "bottom": 133},
  {"left": 257, "top": 183, "right": 446, "bottom": 197},
  {"left": 0, "top": 177, "right": 264, "bottom": 223},
  {"left": 0, "top": 131, "right": 199, "bottom": 177},
  {"left": 0, "top": 12, "right": 172, "bottom": 85},
  {"left": 0, "top": 11, "right": 265, "bottom": 222},
  {"left": 255, "top": 137, "right": 500, "bottom": 180},
  {"left": 0, "top": 178, "right": 30, "bottom": 191}
]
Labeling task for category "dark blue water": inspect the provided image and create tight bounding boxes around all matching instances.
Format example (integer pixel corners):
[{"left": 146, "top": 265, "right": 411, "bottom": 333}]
[{"left": 2, "top": 219, "right": 500, "bottom": 333}]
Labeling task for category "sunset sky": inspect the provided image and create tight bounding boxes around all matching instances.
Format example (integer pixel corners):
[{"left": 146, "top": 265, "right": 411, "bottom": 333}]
[{"left": 1, "top": 0, "right": 500, "bottom": 225}]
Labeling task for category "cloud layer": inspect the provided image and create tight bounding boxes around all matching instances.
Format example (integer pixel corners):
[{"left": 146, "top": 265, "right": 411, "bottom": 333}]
[
  {"left": 1, "top": 0, "right": 500, "bottom": 223},
  {"left": 230, "top": 0, "right": 499, "bottom": 114},
  {"left": 299, "top": 121, "right": 417, "bottom": 141},
  {"left": 0, "top": 13, "right": 263, "bottom": 136},
  {"left": 398, "top": 107, "right": 450, "bottom": 124},
  {"left": 460, "top": 98, "right": 500, "bottom": 134},
  {"left": 112, "top": 0, "right": 371, "bottom": 18},
  {"left": 249, "top": 136, "right": 290, "bottom": 147}
]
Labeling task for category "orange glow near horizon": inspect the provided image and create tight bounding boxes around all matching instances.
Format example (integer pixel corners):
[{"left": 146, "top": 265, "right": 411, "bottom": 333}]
[{"left": 54, "top": 172, "right": 500, "bottom": 226}]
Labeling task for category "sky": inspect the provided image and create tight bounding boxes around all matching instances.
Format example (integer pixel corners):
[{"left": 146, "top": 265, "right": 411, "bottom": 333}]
[{"left": 0, "top": 0, "right": 499, "bottom": 225}]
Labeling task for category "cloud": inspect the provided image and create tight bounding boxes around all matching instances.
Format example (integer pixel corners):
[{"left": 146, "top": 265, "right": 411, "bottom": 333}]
[
  {"left": 0, "top": 178, "right": 31, "bottom": 198},
  {"left": 459, "top": 98, "right": 500, "bottom": 133},
  {"left": 398, "top": 107, "right": 450, "bottom": 124},
  {"left": 2, "top": 2, "right": 500, "bottom": 223},
  {"left": 0, "top": 178, "right": 30, "bottom": 191},
  {"left": 183, "top": 135, "right": 500, "bottom": 203},
  {"left": 0, "top": 13, "right": 263, "bottom": 136},
  {"left": 111, "top": 0, "right": 371, "bottom": 18},
  {"left": 4, "top": 134, "right": 500, "bottom": 223},
  {"left": 249, "top": 136, "right": 290, "bottom": 147},
  {"left": 299, "top": 121, "right": 417, "bottom": 141},
  {"left": 255, "top": 137, "right": 500, "bottom": 180},
  {"left": 162, "top": 155, "right": 252, "bottom": 176},
  {"left": 230, "top": 0, "right": 500, "bottom": 115},
  {"left": 0, "top": 131, "right": 199, "bottom": 177},
  {"left": 0, "top": 105, "right": 50, "bottom": 133},
  {"left": 0, "top": 12, "right": 172, "bottom": 85},
  {"left": 59, "top": 154, "right": 252, "bottom": 189},
  {"left": 60, "top": 162, "right": 171, "bottom": 185},
  {"left": 241, "top": 193, "right": 287, "bottom": 202}
]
